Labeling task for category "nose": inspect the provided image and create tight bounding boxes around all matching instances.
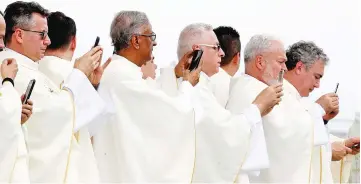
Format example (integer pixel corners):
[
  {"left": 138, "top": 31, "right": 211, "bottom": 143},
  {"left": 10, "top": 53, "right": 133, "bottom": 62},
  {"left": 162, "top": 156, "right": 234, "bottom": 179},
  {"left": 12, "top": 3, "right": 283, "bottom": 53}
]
[
  {"left": 153, "top": 40, "right": 157, "bottom": 47},
  {"left": 315, "top": 80, "right": 320, "bottom": 88},
  {"left": 219, "top": 48, "right": 225, "bottom": 57},
  {"left": 44, "top": 34, "right": 51, "bottom": 46},
  {"left": 0, "top": 38, "right": 4, "bottom": 50},
  {"left": 282, "top": 62, "right": 288, "bottom": 71}
]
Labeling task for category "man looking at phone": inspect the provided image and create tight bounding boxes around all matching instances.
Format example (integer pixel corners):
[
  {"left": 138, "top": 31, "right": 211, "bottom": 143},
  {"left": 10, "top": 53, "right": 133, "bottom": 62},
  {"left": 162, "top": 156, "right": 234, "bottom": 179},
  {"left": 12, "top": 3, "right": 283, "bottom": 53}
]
[
  {"left": 156, "top": 23, "right": 281, "bottom": 183},
  {"left": 285, "top": 41, "right": 360, "bottom": 183},
  {"left": 226, "top": 36, "right": 329, "bottom": 183},
  {"left": 92, "top": 10, "right": 200, "bottom": 183},
  {"left": 0, "top": 2, "right": 106, "bottom": 182}
]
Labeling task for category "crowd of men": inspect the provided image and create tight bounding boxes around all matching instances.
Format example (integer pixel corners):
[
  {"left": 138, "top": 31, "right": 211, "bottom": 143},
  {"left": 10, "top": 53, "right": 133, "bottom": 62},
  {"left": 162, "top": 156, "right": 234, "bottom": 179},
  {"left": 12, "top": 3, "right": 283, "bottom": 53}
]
[{"left": 0, "top": 1, "right": 359, "bottom": 183}]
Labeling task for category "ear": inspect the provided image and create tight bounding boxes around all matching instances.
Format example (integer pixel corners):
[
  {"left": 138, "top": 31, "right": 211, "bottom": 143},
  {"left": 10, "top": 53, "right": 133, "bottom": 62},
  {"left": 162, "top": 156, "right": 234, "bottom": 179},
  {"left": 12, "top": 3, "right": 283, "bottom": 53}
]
[
  {"left": 232, "top": 52, "right": 241, "bottom": 65},
  {"left": 255, "top": 55, "right": 265, "bottom": 70},
  {"left": 130, "top": 35, "right": 140, "bottom": 49},
  {"left": 14, "top": 28, "right": 23, "bottom": 44},
  {"left": 295, "top": 61, "right": 304, "bottom": 75},
  {"left": 70, "top": 36, "right": 76, "bottom": 51},
  {"left": 192, "top": 44, "right": 201, "bottom": 51}
]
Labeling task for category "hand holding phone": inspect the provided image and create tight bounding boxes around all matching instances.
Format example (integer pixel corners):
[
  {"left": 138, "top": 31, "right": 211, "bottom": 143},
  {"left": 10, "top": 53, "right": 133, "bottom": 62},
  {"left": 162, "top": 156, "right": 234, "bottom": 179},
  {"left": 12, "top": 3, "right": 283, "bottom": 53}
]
[{"left": 22, "top": 79, "right": 36, "bottom": 104}]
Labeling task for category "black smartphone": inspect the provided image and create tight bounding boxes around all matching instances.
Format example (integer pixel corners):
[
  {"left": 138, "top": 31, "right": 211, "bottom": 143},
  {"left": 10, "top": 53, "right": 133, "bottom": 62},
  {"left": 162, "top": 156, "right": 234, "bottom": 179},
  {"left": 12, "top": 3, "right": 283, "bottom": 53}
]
[
  {"left": 22, "top": 79, "right": 36, "bottom": 104},
  {"left": 352, "top": 143, "right": 360, "bottom": 149},
  {"left": 278, "top": 70, "right": 284, "bottom": 83},
  {"left": 188, "top": 49, "right": 203, "bottom": 71},
  {"left": 93, "top": 36, "right": 100, "bottom": 48},
  {"left": 334, "top": 83, "right": 339, "bottom": 93}
]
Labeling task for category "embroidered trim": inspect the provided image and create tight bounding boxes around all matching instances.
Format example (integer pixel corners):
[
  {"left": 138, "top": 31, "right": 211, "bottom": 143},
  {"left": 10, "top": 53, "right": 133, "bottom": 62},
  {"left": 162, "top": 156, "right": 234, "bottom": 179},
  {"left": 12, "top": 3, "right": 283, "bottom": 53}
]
[
  {"left": 190, "top": 109, "right": 196, "bottom": 183},
  {"left": 62, "top": 88, "right": 76, "bottom": 183}
]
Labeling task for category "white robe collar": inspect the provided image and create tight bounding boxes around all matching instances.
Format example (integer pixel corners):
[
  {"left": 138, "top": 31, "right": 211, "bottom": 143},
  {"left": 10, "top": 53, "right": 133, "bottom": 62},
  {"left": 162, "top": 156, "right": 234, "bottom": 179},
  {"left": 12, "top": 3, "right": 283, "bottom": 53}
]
[
  {"left": 111, "top": 54, "right": 142, "bottom": 78},
  {"left": 3, "top": 48, "right": 39, "bottom": 71},
  {"left": 283, "top": 79, "right": 302, "bottom": 100}
]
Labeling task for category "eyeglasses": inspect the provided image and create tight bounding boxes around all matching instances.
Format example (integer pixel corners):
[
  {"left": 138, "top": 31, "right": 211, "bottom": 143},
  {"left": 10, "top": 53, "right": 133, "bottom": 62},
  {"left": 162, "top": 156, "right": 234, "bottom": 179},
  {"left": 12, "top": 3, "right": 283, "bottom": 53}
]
[
  {"left": 135, "top": 33, "right": 156, "bottom": 41},
  {"left": 198, "top": 44, "right": 221, "bottom": 51},
  {"left": 20, "top": 28, "right": 48, "bottom": 40}
]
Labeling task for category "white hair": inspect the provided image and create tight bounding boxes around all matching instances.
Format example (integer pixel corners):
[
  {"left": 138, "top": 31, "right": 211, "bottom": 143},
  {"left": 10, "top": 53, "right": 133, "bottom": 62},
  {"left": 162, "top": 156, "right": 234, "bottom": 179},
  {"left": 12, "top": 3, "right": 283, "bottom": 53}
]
[
  {"left": 244, "top": 34, "right": 283, "bottom": 63},
  {"left": 177, "top": 23, "right": 213, "bottom": 60},
  {"left": 110, "top": 11, "right": 150, "bottom": 51}
]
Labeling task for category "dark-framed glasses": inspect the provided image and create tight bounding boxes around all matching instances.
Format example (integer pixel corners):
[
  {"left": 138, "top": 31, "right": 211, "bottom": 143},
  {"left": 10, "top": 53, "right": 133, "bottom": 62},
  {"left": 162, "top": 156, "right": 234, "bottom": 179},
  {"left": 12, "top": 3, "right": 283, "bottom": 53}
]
[{"left": 20, "top": 28, "right": 48, "bottom": 40}]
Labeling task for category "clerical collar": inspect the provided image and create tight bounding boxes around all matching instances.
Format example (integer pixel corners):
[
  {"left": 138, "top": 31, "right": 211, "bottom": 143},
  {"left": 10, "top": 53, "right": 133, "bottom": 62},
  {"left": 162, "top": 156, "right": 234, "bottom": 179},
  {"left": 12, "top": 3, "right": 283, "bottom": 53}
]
[
  {"left": 5, "top": 48, "right": 39, "bottom": 71},
  {"left": 283, "top": 79, "right": 302, "bottom": 100}
]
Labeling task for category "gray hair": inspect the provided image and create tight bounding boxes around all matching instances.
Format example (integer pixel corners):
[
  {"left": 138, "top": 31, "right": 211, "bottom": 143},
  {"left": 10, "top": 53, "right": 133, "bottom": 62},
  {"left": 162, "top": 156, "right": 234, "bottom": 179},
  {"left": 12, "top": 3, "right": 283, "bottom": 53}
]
[
  {"left": 286, "top": 41, "right": 329, "bottom": 70},
  {"left": 244, "top": 34, "right": 283, "bottom": 63},
  {"left": 177, "top": 23, "right": 213, "bottom": 60},
  {"left": 110, "top": 11, "right": 150, "bottom": 51}
]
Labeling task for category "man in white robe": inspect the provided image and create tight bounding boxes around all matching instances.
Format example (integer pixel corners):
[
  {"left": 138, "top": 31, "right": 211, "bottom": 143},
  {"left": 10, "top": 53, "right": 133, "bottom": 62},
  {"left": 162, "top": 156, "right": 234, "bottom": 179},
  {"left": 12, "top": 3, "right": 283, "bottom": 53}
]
[
  {"left": 92, "top": 11, "right": 200, "bottom": 183},
  {"left": 226, "top": 36, "right": 330, "bottom": 183},
  {"left": 1, "top": 2, "right": 106, "bottom": 182},
  {"left": 38, "top": 11, "right": 110, "bottom": 182},
  {"left": 284, "top": 41, "right": 360, "bottom": 183},
  {"left": 208, "top": 26, "right": 241, "bottom": 107},
  {"left": 158, "top": 23, "right": 283, "bottom": 183}
]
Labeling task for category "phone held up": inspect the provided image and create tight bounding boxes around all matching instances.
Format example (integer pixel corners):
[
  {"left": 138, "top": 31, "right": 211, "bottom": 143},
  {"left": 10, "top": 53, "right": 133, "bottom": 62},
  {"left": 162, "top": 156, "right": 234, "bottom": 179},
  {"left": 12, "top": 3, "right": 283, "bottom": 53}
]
[
  {"left": 22, "top": 79, "right": 36, "bottom": 104},
  {"left": 188, "top": 49, "right": 203, "bottom": 71}
]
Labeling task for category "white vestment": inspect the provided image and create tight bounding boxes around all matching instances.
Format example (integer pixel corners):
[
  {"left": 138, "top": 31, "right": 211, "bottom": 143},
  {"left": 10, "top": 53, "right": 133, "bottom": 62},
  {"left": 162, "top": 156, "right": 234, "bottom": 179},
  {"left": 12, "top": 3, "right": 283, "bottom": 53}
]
[
  {"left": 157, "top": 69, "right": 265, "bottom": 183},
  {"left": 38, "top": 56, "right": 74, "bottom": 87},
  {"left": 0, "top": 82, "right": 29, "bottom": 183},
  {"left": 209, "top": 67, "right": 231, "bottom": 107},
  {"left": 38, "top": 55, "right": 100, "bottom": 182},
  {"left": 0, "top": 49, "right": 105, "bottom": 183},
  {"left": 302, "top": 99, "right": 334, "bottom": 183},
  {"left": 227, "top": 74, "right": 319, "bottom": 183},
  {"left": 92, "top": 54, "right": 196, "bottom": 183}
]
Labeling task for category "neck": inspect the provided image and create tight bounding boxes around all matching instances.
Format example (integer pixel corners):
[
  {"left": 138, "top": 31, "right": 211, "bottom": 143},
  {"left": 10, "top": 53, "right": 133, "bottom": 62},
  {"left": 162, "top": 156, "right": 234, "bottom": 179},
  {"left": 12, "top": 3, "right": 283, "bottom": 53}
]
[
  {"left": 284, "top": 72, "right": 300, "bottom": 92},
  {"left": 6, "top": 43, "right": 33, "bottom": 61},
  {"left": 117, "top": 49, "right": 144, "bottom": 67},
  {"left": 245, "top": 64, "right": 267, "bottom": 85},
  {"left": 221, "top": 64, "right": 236, "bottom": 77},
  {"left": 45, "top": 49, "right": 73, "bottom": 61}
]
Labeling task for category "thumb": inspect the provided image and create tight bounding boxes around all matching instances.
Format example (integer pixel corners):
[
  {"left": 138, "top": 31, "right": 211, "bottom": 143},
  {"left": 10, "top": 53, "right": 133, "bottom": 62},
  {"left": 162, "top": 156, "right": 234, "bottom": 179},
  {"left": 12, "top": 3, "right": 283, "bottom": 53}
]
[
  {"left": 2, "top": 59, "right": 9, "bottom": 65},
  {"left": 21, "top": 94, "right": 25, "bottom": 102},
  {"left": 345, "top": 146, "right": 353, "bottom": 154}
]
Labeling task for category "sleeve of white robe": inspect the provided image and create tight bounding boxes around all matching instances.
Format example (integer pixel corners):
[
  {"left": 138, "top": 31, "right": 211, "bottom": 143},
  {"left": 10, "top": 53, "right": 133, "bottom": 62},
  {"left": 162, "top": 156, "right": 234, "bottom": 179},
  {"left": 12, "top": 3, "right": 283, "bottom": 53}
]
[
  {"left": 0, "top": 82, "right": 23, "bottom": 181},
  {"left": 302, "top": 100, "right": 329, "bottom": 146},
  {"left": 62, "top": 69, "right": 106, "bottom": 132},
  {"left": 191, "top": 83, "right": 263, "bottom": 182}
]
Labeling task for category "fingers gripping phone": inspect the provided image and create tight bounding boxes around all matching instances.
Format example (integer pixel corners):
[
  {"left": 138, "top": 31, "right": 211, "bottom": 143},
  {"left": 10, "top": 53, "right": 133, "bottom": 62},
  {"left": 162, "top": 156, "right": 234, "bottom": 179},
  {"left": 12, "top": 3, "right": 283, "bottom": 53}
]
[
  {"left": 23, "top": 79, "right": 36, "bottom": 104},
  {"left": 93, "top": 36, "right": 100, "bottom": 48},
  {"left": 188, "top": 50, "right": 203, "bottom": 71}
]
